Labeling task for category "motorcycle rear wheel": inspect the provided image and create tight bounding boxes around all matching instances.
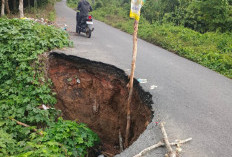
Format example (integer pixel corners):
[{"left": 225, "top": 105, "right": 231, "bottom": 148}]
[{"left": 86, "top": 27, "right": 91, "bottom": 38}]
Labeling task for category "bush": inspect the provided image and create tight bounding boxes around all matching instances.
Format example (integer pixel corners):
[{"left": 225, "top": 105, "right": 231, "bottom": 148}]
[
  {"left": 17, "top": 118, "right": 99, "bottom": 157},
  {"left": 0, "top": 18, "right": 99, "bottom": 156},
  {"left": 95, "top": 0, "right": 103, "bottom": 9}
]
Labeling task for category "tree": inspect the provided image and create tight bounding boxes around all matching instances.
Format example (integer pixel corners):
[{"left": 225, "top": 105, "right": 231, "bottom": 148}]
[
  {"left": 182, "top": 0, "right": 232, "bottom": 32},
  {"left": 1, "top": 0, "right": 5, "bottom": 16},
  {"left": 161, "top": 0, "right": 180, "bottom": 13},
  {"left": 19, "top": 0, "right": 24, "bottom": 18},
  {"left": 199, "top": 0, "right": 231, "bottom": 32},
  {"left": 6, "top": 0, "right": 10, "bottom": 14},
  {"left": 34, "top": 0, "right": 37, "bottom": 9},
  {"left": 142, "top": 0, "right": 162, "bottom": 23},
  {"left": 27, "top": 0, "right": 31, "bottom": 10},
  {"left": 13, "top": 0, "right": 17, "bottom": 11}
]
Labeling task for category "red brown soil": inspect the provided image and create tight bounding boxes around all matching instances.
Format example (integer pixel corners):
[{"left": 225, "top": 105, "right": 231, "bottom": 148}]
[{"left": 48, "top": 53, "right": 152, "bottom": 156}]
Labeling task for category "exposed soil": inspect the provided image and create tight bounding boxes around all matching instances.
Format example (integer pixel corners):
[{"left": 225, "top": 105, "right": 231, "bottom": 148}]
[{"left": 48, "top": 52, "right": 153, "bottom": 156}]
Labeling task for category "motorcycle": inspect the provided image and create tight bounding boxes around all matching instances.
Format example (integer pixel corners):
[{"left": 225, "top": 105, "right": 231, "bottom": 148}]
[{"left": 76, "top": 13, "right": 94, "bottom": 38}]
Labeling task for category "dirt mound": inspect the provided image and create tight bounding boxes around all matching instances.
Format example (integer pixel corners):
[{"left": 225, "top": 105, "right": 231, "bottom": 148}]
[{"left": 48, "top": 52, "right": 153, "bottom": 156}]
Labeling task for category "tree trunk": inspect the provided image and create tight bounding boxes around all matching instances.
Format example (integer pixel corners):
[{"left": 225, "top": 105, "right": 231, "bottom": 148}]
[
  {"left": 19, "top": 0, "right": 24, "bottom": 18},
  {"left": 1, "top": 0, "right": 5, "bottom": 16},
  {"left": 6, "top": 0, "right": 10, "bottom": 14},
  {"left": 28, "top": 0, "right": 30, "bottom": 10},
  {"left": 13, "top": 0, "right": 17, "bottom": 11},
  {"left": 34, "top": 0, "right": 37, "bottom": 8}
]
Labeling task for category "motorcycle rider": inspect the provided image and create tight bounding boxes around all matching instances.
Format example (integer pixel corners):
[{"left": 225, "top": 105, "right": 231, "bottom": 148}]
[{"left": 76, "top": 0, "right": 92, "bottom": 33}]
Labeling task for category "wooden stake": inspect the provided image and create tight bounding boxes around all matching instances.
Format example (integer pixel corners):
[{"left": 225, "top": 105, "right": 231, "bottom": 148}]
[{"left": 125, "top": 20, "right": 139, "bottom": 147}]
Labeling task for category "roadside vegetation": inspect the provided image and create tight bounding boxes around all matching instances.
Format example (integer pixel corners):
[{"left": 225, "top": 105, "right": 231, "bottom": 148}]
[
  {"left": 68, "top": 0, "right": 232, "bottom": 78},
  {"left": 0, "top": 1, "right": 100, "bottom": 156},
  {"left": 1, "top": 0, "right": 61, "bottom": 21},
  {"left": 0, "top": 18, "right": 99, "bottom": 157},
  {"left": 67, "top": 0, "right": 78, "bottom": 8}
]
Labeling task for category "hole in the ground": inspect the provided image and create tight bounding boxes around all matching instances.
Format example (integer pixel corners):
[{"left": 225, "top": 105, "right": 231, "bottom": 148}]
[{"left": 48, "top": 53, "right": 153, "bottom": 156}]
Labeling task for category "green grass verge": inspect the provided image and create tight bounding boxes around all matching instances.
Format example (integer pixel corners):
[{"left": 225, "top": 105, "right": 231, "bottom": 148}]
[{"left": 90, "top": 6, "right": 232, "bottom": 78}]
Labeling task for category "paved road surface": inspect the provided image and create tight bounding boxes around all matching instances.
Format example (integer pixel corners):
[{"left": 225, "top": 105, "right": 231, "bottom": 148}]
[{"left": 55, "top": 1, "right": 232, "bottom": 156}]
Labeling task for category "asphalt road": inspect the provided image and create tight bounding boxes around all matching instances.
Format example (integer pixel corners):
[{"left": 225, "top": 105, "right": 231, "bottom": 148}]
[{"left": 55, "top": 1, "right": 232, "bottom": 156}]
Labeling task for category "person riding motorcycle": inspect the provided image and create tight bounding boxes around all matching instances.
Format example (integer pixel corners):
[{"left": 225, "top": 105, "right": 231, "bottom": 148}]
[{"left": 76, "top": 0, "right": 92, "bottom": 33}]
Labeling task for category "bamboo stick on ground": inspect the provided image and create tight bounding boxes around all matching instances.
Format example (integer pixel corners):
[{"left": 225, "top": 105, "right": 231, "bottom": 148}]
[
  {"left": 133, "top": 138, "right": 192, "bottom": 157},
  {"left": 134, "top": 141, "right": 163, "bottom": 157},
  {"left": 160, "top": 122, "right": 176, "bottom": 157}
]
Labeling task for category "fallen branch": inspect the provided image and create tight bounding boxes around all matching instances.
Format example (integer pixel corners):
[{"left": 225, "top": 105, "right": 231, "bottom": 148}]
[
  {"left": 10, "top": 118, "right": 43, "bottom": 136},
  {"left": 133, "top": 138, "right": 192, "bottom": 157},
  {"left": 160, "top": 122, "right": 176, "bottom": 157},
  {"left": 133, "top": 122, "right": 192, "bottom": 157}
]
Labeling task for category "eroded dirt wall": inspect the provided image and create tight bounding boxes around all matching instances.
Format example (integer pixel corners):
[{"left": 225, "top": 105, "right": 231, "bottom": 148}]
[{"left": 48, "top": 53, "right": 153, "bottom": 155}]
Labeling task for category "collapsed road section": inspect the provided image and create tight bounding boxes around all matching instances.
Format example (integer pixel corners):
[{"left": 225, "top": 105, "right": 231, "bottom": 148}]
[{"left": 48, "top": 52, "right": 153, "bottom": 156}]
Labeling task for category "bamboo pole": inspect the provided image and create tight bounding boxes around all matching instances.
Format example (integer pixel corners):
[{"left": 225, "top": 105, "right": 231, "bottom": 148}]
[{"left": 125, "top": 20, "right": 139, "bottom": 147}]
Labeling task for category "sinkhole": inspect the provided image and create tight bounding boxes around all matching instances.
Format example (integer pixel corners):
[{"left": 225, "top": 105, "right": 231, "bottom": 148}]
[{"left": 48, "top": 52, "right": 153, "bottom": 156}]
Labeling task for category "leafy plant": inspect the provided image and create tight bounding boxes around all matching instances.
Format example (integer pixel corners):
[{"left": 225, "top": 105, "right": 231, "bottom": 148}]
[
  {"left": 0, "top": 18, "right": 99, "bottom": 156},
  {"left": 16, "top": 118, "right": 99, "bottom": 157},
  {"left": 0, "top": 129, "right": 17, "bottom": 156},
  {"left": 43, "top": 118, "right": 99, "bottom": 157}
]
